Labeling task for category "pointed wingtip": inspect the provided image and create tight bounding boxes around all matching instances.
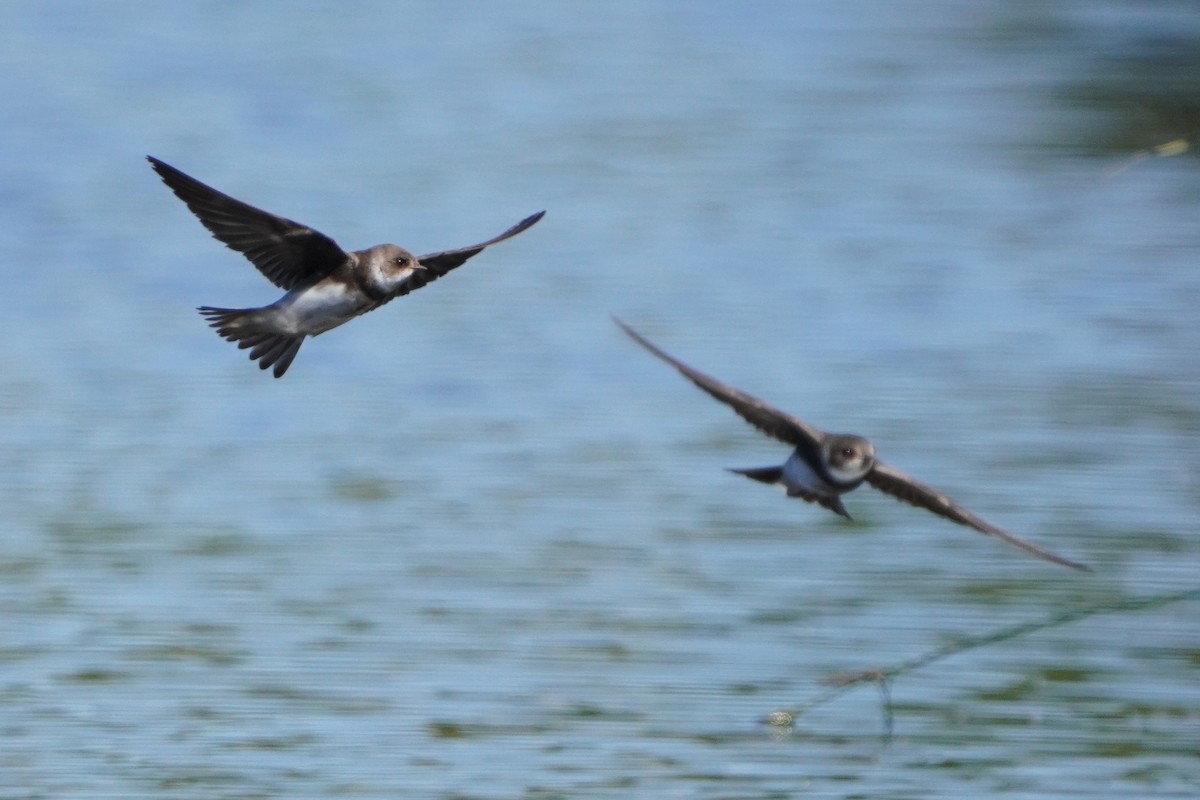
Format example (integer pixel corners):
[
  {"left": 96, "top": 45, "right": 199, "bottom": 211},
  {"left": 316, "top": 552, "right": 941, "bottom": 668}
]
[
  {"left": 611, "top": 317, "right": 680, "bottom": 371},
  {"left": 612, "top": 316, "right": 655, "bottom": 357},
  {"left": 611, "top": 315, "right": 649, "bottom": 348},
  {"left": 503, "top": 210, "right": 546, "bottom": 237},
  {"left": 146, "top": 155, "right": 173, "bottom": 181},
  {"left": 511, "top": 209, "right": 546, "bottom": 234},
  {"left": 1048, "top": 551, "right": 1093, "bottom": 572}
]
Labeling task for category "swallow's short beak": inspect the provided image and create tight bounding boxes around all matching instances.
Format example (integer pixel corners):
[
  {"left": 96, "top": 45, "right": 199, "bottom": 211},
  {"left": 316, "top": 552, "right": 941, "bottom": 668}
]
[{"left": 412, "top": 261, "right": 428, "bottom": 270}]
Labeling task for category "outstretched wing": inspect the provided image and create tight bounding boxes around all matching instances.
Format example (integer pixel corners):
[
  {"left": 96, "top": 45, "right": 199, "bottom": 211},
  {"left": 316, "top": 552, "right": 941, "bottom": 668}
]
[
  {"left": 148, "top": 156, "right": 348, "bottom": 290},
  {"left": 614, "top": 317, "right": 825, "bottom": 449},
  {"left": 866, "top": 461, "right": 1090, "bottom": 571},
  {"left": 394, "top": 210, "right": 545, "bottom": 297}
]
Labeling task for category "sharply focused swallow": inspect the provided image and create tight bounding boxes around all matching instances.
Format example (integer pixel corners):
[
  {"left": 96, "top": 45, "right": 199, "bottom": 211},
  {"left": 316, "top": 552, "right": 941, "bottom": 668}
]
[
  {"left": 615, "top": 318, "right": 1089, "bottom": 571},
  {"left": 148, "top": 156, "right": 544, "bottom": 377}
]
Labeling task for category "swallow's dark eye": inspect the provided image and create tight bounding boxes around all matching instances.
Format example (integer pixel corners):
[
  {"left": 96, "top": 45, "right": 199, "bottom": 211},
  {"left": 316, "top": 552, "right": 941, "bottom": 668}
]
[
  {"left": 842, "top": 448, "right": 855, "bottom": 458},
  {"left": 395, "top": 257, "right": 408, "bottom": 266}
]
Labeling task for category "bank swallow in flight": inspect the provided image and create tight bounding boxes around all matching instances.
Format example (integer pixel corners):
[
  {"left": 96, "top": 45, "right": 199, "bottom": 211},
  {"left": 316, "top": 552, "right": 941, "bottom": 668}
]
[
  {"left": 148, "top": 156, "right": 543, "bottom": 377},
  {"left": 615, "top": 318, "right": 1089, "bottom": 571}
]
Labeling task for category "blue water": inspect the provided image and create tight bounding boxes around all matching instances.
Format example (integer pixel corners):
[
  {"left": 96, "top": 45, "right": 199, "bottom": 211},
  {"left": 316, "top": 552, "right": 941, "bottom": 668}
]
[{"left": 2, "top": 1, "right": 1198, "bottom": 797}]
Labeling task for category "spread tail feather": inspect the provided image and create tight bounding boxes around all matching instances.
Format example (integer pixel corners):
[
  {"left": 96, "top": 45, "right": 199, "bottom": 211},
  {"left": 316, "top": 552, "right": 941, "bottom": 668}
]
[{"left": 198, "top": 307, "right": 305, "bottom": 378}]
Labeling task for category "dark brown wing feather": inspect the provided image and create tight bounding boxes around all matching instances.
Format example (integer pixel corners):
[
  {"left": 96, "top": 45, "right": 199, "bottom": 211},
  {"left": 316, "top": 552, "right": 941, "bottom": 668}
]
[
  {"left": 360, "top": 210, "right": 546, "bottom": 315},
  {"left": 866, "top": 461, "right": 1090, "bottom": 571},
  {"left": 148, "top": 156, "right": 348, "bottom": 290},
  {"left": 409, "top": 210, "right": 545, "bottom": 295},
  {"left": 614, "top": 318, "right": 825, "bottom": 449}
]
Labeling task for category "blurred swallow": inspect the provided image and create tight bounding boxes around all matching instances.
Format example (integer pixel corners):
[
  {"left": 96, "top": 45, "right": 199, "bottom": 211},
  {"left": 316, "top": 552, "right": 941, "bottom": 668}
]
[
  {"left": 148, "top": 156, "right": 544, "bottom": 377},
  {"left": 615, "top": 318, "right": 1089, "bottom": 572}
]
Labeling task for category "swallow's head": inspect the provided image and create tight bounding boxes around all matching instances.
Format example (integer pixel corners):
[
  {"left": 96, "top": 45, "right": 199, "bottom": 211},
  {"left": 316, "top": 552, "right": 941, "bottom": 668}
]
[
  {"left": 822, "top": 434, "right": 875, "bottom": 485},
  {"left": 360, "top": 244, "right": 426, "bottom": 293}
]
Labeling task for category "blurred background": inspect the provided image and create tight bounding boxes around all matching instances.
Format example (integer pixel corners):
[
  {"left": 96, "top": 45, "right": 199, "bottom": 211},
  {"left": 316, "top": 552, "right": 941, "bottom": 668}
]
[{"left": 1, "top": 1, "right": 1198, "bottom": 797}]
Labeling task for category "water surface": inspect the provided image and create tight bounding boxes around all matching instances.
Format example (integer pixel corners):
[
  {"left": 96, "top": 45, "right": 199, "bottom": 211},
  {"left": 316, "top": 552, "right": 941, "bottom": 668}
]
[{"left": 2, "top": 1, "right": 1198, "bottom": 798}]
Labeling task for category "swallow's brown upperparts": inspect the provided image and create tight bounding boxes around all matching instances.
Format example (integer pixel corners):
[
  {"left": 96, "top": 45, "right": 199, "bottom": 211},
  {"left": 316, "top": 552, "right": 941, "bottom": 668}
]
[
  {"left": 615, "top": 318, "right": 1090, "bottom": 572},
  {"left": 148, "top": 156, "right": 543, "bottom": 377}
]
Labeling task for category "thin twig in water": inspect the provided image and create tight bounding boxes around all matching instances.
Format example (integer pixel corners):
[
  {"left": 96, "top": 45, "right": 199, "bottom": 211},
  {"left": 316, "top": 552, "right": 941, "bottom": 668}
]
[{"left": 764, "top": 586, "right": 1200, "bottom": 733}]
